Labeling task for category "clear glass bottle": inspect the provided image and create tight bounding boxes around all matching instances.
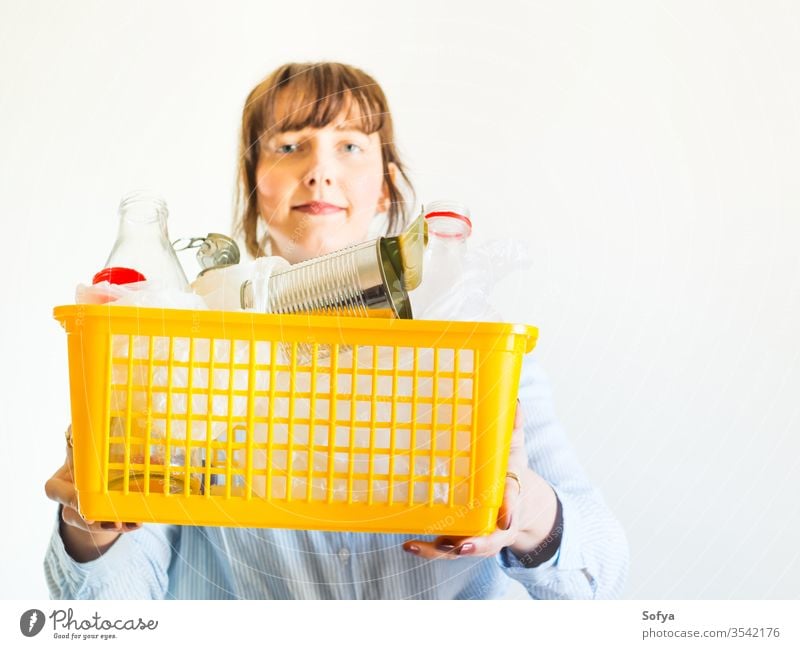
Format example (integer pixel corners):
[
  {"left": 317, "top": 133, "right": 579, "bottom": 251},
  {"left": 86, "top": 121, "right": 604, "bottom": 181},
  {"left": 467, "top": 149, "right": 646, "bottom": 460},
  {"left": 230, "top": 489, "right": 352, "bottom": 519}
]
[
  {"left": 102, "top": 192, "right": 197, "bottom": 494},
  {"left": 409, "top": 200, "right": 472, "bottom": 319},
  {"left": 103, "top": 192, "right": 189, "bottom": 291}
]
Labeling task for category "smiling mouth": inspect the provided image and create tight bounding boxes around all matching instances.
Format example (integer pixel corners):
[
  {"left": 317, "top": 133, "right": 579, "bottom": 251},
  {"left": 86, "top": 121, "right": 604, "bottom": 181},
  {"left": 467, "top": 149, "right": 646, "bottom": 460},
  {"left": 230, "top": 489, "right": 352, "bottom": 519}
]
[{"left": 292, "top": 202, "right": 345, "bottom": 215}]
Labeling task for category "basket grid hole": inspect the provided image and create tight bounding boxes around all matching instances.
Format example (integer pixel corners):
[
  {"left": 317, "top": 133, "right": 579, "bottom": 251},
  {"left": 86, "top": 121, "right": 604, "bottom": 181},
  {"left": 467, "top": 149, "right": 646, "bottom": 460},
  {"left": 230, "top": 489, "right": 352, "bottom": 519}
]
[
  {"left": 255, "top": 341, "right": 271, "bottom": 364},
  {"left": 327, "top": 372, "right": 347, "bottom": 396},
  {"left": 400, "top": 402, "right": 424, "bottom": 424},
  {"left": 316, "top": 373, "right": 331, "bottom": 393},
  {"left": 458, "top": 375, "right": 474, "bottom": 397},
  {"left": 395, "top": 429, "right": 411, "bottom": 449},
  {"left": 458, "top": 349, "right": 474, "bottom": 373},
  {"left": 271, "top": 477, "right": 287, "bottom": 499},
  {"left": 354, "top": 402, "right": 378, "bottom": 423},
  {"left": 376, "top": 375, "right": 393, "bottom": 396},
  {"left": 376, "top": 346, "right": 394, "bottom": 370},
  {"left": 334, "top": 427, "right": 350, "bottom": 446},
  {"left": 294, "top": 399, "right": 310, "bottom": 420},
  {"left": 354, "top": 347, "right": 373, "bottom": 367},
  {"left": 356, "top": 373, "right": 372, "bottom": 396},
  {"left": 291, "top": 425, "right": 309, "bottom": 446},
  {"left": 311, "top": 400, "right": 330, "bottom": 420},
  {"left": 234, "top": 339, "right": 250, "bottom": 360},
  {"left": 192, "top": 338, "right": 211, "bottom": 363},
  {"left": 438, "top": 348, "right": 455, "bottom": 372},
  {"left": 273, "top": 397, "right": 289, "bottom": 419},
  {"left": 416, "top": 405, "right": 432, "bottom": 425},
  {"left": 233, "top": 369, "right": 248, "bottom": 391},
  {"left": 438, "top": 377, "right": 454, "bottom": 399},
  {"left": 295, "top": 372, "right": 311, "bottom": 392},
  {"left": 396, "top": 347, "right": 415, "bottom": 371},
  {"left": 397, "top": 376, "right": 412, "bottom": 396},
  {"left": 291, "top": 451, "right": 308, "bottom": 472},
  {"left": 254, "top": 370, "right": 270, "bottom": 391},
  {"left": 271, "top": 425, "right": 289, "bottom": 445},
  {"left": 417, "top": 349, "right": 434, "bottom": 372}
]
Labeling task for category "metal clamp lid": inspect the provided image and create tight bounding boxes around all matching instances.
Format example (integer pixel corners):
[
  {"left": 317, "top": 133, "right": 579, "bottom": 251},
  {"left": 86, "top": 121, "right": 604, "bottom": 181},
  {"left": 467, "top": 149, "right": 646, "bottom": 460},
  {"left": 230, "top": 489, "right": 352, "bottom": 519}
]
[{"left": 173, "top": 233, "right": 241, "bottom": 274}]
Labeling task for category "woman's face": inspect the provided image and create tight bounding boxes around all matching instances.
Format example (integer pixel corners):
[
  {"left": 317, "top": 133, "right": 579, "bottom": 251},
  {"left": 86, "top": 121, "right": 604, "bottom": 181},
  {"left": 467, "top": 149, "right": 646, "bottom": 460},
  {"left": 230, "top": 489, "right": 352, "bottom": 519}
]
[{"left": 255, "top": 112, "right": 390, "bottom": 263}]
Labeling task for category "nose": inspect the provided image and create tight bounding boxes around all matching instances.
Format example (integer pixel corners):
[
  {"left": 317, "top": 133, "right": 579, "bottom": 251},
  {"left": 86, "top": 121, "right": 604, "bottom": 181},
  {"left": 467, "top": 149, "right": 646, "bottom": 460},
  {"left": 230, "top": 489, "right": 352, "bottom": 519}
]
[{"left": 302, "top": 149, "right": 334, "bottom": 188}]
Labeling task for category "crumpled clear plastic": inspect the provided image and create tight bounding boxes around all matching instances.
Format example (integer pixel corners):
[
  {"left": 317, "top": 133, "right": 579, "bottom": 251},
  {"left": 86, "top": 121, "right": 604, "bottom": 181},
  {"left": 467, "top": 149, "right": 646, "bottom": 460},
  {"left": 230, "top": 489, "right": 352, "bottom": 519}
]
[
  {"left": 76, "top": 279, "right": 208, "bottom": 309},
  {"left": 412, "top": 238, "right": 533, "bottom": 322}
]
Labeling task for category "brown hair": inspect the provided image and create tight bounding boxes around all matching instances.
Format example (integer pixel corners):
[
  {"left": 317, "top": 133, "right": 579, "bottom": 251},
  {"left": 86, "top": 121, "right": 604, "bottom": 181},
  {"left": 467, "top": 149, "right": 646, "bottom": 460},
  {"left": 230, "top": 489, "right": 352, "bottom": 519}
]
[{"left": 233, "top": 62, "right": 415, "bottom": 258}]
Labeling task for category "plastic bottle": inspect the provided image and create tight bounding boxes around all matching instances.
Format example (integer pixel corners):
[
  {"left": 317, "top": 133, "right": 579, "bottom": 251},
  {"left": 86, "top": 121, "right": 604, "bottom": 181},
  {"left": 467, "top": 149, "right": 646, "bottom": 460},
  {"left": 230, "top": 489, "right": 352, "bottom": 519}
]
[
  {"left": 409, "top": 200, "right": 472, "bottom": 319},
  {"left": 102, "top": 191, "right": 189, "bottom": 292}
]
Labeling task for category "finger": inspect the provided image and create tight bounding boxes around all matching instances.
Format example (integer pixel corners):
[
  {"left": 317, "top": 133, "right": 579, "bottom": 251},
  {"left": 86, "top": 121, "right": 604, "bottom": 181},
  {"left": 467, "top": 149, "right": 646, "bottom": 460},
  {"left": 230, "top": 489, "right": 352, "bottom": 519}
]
[
  {"left": 120, "top": 522, "right": 143, "bottom": 532},
  {"left": 404, "top": 531, "right": 514, "bottom": 560},
  {"left": 459, "top": 530, "right": 517, "bottom": 557},
  {"left": 65, "top": 424, "right": 75, "bottom": 468},
  {"left": 55, "top": 489, "right": 143, "bottom": 532},
  {"left": 508, "top": 399, "right": 527, "bottom": 457},
  {"left": 44, "top": 473, "right": 78, "bottom": 511},
  {"left": 85, "top": 518, "right": 143, "bottom": 534},
  {"left": 403, "top": 538, "right": 465, "bottom": 560},
  {"left": 61, "top": 505, "right": 94, "bottom": 531},
  {"left": 61, "top": 507, "right": 142, "bottom": 534},
  {"left": 47, "top": 460, "right": 71, "bottom": 484},
  {"left": 497, "top": 470, "right": 523, "bottom": 532}
]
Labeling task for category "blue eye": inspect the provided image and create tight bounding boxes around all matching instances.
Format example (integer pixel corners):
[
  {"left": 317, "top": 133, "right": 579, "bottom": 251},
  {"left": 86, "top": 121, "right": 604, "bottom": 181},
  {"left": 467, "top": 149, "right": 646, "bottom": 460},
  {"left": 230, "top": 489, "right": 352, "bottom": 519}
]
[
  {"left": 277, "top": 144, "right": 298, "bottom": 154},
  {"left": 343, "top": 143, "right": 362, "bottom": 153}
]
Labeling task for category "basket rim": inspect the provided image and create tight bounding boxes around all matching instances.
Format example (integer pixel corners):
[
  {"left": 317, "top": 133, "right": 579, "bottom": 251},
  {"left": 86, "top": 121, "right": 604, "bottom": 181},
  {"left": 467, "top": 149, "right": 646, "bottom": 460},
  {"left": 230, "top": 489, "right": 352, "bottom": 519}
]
[{"left": 54, "top": 304, "right": 537, "bottom": 346}]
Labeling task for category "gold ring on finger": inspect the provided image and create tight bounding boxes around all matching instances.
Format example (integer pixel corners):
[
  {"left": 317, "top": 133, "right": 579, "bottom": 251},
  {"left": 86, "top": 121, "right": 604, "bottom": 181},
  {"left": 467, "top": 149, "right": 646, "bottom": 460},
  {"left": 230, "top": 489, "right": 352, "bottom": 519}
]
[{"left": 505, "top": 471, "right": 522, "bottom": 496}]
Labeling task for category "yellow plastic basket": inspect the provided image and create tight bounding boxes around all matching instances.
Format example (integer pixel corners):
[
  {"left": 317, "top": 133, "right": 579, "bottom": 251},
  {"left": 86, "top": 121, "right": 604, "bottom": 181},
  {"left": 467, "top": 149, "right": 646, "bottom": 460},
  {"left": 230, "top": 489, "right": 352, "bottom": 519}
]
[{"left": 54, "top": 304, "right": 537, "bottom": 536}]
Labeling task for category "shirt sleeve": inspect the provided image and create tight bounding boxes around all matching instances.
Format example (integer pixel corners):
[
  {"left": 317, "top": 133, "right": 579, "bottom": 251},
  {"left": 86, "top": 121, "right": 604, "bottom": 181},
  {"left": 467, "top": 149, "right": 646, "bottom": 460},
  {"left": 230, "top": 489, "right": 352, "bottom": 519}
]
[
  {"left": 494, "top": 356, "right": 630, "bottom": 599},
  {"left": 44, "top": 509, "right": 177, "bottom": 599}
]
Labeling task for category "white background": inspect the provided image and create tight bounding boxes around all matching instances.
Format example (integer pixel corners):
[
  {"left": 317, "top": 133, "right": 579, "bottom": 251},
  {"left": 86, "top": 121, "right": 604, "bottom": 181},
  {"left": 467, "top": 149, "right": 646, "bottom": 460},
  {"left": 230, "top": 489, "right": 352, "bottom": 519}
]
[{"left": 1, "top": 0, "right": 798, "bottom": 599}]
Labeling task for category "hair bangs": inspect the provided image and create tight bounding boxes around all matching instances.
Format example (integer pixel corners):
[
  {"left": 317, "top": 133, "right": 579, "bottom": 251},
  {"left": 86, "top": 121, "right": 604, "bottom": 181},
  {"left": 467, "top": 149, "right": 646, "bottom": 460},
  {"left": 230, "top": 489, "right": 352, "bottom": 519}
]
[{"left": 262, "top": 66, "right": 386, "bottom": 136}]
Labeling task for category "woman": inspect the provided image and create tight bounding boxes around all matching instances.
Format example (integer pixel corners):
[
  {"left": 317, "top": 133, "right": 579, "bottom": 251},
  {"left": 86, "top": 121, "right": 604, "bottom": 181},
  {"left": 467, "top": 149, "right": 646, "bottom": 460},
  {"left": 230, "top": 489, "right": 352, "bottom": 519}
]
[{"left": 45, "top": 62, "right": 629, "bottom": 599}]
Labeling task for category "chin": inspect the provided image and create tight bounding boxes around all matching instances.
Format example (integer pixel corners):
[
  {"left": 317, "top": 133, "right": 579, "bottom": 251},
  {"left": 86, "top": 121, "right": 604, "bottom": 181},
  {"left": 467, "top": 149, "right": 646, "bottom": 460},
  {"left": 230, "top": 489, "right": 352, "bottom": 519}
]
[{"left": 284, "top": 241, "right": 336, "bottom": 264}]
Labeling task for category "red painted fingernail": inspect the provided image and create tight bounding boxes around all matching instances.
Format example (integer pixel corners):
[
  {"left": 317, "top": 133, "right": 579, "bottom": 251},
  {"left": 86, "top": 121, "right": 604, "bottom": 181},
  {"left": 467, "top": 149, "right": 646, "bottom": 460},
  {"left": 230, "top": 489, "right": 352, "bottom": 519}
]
[
  {"left": 405, "top": 544, "right": 420, "bottom": 555},
  {"left": 100, "top": 522, "right": 118, "bottom": 530},
  {"left": 503, "top": 515, "right": 513, "bottom": 531},
  {"left": 457, "top": 543, "right": 475, "bottom": 555},
  {"left": 436, "top": 542, "right": 456, "bottom": 553}
]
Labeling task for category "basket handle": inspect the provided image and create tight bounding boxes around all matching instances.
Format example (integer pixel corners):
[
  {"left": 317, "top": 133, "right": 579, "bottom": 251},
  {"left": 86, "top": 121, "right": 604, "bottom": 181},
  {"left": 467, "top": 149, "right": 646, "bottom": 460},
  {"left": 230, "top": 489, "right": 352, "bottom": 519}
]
[{"left": 524, "top": 328, "right": 539, "bottom": 353}]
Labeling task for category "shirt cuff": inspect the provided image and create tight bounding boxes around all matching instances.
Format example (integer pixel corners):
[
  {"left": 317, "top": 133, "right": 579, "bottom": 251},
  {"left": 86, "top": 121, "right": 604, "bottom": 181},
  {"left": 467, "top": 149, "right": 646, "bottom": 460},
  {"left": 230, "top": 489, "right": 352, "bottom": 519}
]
[
  {"left": 45, "top": 507, "right": 141, "bottom": 598},
  {"left": 47, "top": 507, "right": 124, "bottom": 598},
  {"left": 498, "top": 545, "right": 560, "bottom": 570}
]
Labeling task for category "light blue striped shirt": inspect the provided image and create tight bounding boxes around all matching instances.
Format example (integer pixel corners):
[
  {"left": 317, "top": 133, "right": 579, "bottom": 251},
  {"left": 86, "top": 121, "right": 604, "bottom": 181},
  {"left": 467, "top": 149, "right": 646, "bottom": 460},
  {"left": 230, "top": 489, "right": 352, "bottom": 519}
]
[{"left": 45, "top": 356, "right": 629, "bottom": 599}]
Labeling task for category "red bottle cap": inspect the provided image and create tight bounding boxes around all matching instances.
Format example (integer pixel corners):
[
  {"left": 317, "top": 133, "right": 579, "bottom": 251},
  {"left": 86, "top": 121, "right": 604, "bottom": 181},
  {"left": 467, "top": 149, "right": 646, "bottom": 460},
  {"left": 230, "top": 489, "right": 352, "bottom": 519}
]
[{"left": 92, "top": 267, "right": 147, "bottom": 285}]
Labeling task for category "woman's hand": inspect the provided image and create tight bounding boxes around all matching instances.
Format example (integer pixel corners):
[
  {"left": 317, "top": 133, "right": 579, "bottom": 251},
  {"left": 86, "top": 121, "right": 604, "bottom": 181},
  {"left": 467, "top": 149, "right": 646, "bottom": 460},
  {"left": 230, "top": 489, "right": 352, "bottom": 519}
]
[
  {"left": 44, "top": 425, "right": 142, "bottom": 563},
  {"left": 402, "top": 402, "right": 560, "bottom": 564}
]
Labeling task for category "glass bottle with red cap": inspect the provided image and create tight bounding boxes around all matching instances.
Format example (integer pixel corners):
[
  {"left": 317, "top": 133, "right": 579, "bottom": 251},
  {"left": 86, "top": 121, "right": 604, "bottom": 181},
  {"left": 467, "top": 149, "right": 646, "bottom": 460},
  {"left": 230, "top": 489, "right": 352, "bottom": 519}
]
[
  {"left": 409, "top": 200, "right": 472, "bottom": 319},
  {"left": 99, "top": 191, "right": 189, "bottom": 291}
]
